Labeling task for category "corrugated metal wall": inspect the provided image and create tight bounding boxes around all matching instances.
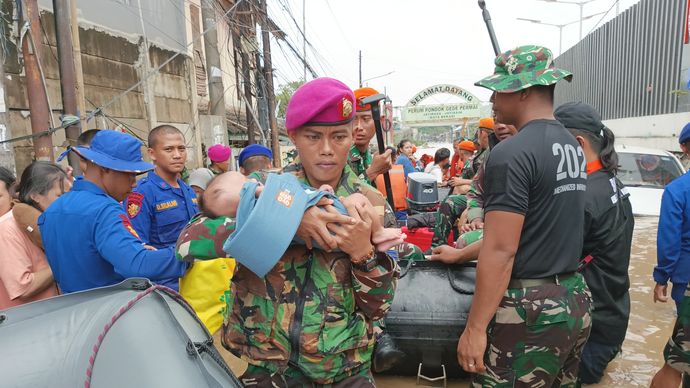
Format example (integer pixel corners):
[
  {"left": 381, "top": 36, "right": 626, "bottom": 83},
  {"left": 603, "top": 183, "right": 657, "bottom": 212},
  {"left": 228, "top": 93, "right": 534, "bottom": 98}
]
[{"left": 554, "top": 0, "right": 688, "bottom": 120}]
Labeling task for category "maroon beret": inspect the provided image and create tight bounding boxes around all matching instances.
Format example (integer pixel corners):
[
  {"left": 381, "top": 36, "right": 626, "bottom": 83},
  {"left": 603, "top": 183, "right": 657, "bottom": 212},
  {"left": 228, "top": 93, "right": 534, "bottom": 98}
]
[{"left": 285, "top": 77, "right": 355, "bottom": 133}]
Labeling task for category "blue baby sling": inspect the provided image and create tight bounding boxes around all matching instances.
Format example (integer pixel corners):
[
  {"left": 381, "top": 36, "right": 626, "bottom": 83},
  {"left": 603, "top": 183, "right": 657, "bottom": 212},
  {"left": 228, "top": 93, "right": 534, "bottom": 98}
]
[{"left": 223, "top": 173, "right": 347, "bottom": 277}]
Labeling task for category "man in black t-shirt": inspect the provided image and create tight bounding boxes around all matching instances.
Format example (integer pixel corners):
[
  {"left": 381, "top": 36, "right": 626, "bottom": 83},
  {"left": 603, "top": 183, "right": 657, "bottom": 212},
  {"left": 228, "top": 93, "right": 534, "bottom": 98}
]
[
  {"left": 457, "top": 45, "right": 593, "bottom": 387},
  {"left": 555, "top": 102, "right": 634, "bottom": 385}
]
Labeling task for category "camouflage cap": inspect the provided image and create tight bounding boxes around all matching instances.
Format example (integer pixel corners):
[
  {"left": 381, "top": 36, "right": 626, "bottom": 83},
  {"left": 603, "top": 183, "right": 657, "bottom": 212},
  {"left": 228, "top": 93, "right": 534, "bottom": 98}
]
[{"left": 475, "top": 45, "right": 573, "bottom": 93}]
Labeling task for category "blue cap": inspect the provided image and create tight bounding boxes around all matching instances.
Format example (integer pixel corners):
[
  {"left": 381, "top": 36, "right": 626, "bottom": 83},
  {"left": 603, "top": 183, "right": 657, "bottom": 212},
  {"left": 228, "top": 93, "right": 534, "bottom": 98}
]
[
  {"left": 71, "top": 130, "right": 154, "bottom": 174},
  {"left": 680, "top": 122, "right": 690, "bottom": 144},
  {"left": 238, "top": 144, "right": 273, "bottom": 167}
]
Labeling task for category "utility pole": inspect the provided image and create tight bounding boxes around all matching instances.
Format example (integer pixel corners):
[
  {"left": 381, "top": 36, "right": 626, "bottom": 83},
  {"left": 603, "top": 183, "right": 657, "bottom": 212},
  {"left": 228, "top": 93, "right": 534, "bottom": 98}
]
[
  {"left": 23, "top": 0, "right": 54, "bottom": 161},
  {"left": 255, "top": 51, "right": 268, "bottom": 134},
  {"left": 237, "top": 0, "right": 255, "bottom": 144},
  {"left": 241, "top": 51, "right": 254, "bottom": 145},
  {"left": 201, "top": 0, "right": 227, "bottom": 127},
  {"left": 358, "top": 50, "right": 362, "bottom": 88},
  {"left": 53, "top": 0, "right": 81, "bottom": 174},
  {"left": 259, "top": 0, "right": 281, "bottom": 167},
  {"left": 69, "top": 0, "right": 86, "bottom": 133},
  {"left": 136, "top": 0, "right": 157, "bottom": 131}
]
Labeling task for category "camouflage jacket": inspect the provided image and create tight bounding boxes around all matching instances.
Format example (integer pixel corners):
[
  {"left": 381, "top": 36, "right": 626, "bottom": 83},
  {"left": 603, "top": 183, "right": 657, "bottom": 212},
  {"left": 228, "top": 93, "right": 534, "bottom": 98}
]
[
  {"left": 347, "top": 145, "right": 373, "bottom": 185},
  {"left": 175, "top": 164, "right": 399, "bottom": 384},
  {"left": 466, "top": 148, "right": 489, "bottom": 223}
]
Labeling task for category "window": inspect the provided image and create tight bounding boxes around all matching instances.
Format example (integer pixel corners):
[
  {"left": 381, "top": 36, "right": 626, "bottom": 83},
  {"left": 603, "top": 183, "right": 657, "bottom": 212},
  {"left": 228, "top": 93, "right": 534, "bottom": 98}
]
[{"left": 617, "top": 152, "right": 684, "bottom": 188}]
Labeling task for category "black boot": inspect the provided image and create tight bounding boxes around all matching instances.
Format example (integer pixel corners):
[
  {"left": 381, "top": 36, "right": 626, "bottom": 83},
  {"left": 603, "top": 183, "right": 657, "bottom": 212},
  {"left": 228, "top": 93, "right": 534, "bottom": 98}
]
[{"left": 373, "top": 333, "right": 405, "bottom": 373}]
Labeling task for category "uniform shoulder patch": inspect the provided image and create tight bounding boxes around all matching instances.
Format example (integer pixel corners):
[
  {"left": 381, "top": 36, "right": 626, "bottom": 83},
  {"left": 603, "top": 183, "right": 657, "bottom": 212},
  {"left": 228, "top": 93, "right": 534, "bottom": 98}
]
[
  {"left": 127, "top": 192, "right": 144, "bottom": 218},
  {"left": 118, "top": 214, "right": 141, "bottom": 239}
]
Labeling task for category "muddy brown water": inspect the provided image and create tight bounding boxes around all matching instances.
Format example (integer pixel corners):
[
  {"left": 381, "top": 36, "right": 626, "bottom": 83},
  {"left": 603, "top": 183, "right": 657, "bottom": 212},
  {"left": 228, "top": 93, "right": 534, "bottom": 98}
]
[{"left": 219, "top": 217, "right": 673, "bottom": 387}]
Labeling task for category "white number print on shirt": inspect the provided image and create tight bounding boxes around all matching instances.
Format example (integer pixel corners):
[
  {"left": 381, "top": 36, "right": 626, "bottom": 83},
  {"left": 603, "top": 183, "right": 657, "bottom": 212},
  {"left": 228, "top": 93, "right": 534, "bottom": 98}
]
[{"left": 552, "top": 143, "right": 587, "bottom": 195}]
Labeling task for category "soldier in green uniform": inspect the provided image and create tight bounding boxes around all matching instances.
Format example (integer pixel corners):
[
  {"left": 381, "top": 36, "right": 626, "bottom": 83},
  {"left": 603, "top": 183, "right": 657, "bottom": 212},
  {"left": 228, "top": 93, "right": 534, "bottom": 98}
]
[
  {"left": 175, "top": 78, "right": 423, "bottom": 387},
  {"left": 431, "top": 120, "right": 499, "bottom": 248},
  {"left": 429, "top": 122, "right": 518, "bottom": 259},
  {"left": 459, "top": 45, "right": 592, "bottom": 386},
  {"left": 348, "top": 87, "right": 393, "bottom": 186}
]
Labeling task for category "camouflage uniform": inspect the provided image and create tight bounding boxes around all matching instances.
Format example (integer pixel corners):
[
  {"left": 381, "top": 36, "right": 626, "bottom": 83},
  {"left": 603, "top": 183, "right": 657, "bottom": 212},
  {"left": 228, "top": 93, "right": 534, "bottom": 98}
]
[
  {"left": 348, "top": 145, "right": 373, "bottom": 185},
  {"left": 431, "top": 194, "right": 467, "bottom": 248},
  {"left": 466, "top": 151, "right": 488, "bottom": 224},
  {"left": 462, "top": 147, "right": 489, "bottom": 181},
  {"left": 176, "top": 164, "right": 422, "bottom": 385},
  {"left": 664, "top": 286, "right": 690, "bottom": 373},
  {"left": 473, "top": 274, "right": 592, "bottom": 387},
  {"left": 432, "top": 148, "right": 491, "bottom": 248}
]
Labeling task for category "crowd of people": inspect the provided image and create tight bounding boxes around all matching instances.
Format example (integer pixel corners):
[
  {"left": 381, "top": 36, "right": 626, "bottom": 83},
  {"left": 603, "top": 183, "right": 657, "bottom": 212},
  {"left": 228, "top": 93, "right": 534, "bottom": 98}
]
[{"left": 1, "top": 43, "right": 690, "bottom": 388}]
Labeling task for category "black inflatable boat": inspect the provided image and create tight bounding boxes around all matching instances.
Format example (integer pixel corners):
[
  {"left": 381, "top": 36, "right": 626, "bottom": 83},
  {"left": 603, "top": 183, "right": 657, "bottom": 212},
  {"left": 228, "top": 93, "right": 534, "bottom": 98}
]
[{"left": 382, "top": 259, "right": 476, "bottom": 381}]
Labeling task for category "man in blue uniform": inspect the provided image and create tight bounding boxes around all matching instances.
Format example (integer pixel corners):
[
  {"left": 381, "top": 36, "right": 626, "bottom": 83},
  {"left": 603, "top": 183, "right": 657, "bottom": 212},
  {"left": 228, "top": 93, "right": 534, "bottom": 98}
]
[
  {"left": 651, "top": 122, "right": 690, "bottom": 388},
  {"left": 654, "top": 122, "right": 690, "bottom": 311},
  {"left": 125, "top": 125, "right": 198, "bottom": 289},
  {"left": 39, "top": 130, "right": 187, "bottom": 293}
]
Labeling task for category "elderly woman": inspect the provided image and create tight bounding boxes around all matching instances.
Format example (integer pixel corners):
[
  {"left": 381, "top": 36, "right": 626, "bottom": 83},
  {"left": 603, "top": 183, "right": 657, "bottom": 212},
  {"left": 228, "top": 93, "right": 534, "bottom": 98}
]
[{"left": 0, "top": 161, "right": 71, "bottom": 309}]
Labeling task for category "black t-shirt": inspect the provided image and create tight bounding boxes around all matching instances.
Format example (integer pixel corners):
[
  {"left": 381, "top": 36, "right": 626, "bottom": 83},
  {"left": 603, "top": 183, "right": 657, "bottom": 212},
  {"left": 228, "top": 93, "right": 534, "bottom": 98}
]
[
  {"left": 484, "top": 119, "right": 587, "bottom": 278},
  {"left": 581, "top": 170, "right": 634, "bottom": 346}
]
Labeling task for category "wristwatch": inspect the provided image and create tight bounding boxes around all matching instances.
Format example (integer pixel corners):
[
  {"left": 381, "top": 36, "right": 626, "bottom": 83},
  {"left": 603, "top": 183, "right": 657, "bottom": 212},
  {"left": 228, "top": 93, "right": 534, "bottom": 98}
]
[{"left": 353, "top": 249, "right": 379, "bottom": 272}]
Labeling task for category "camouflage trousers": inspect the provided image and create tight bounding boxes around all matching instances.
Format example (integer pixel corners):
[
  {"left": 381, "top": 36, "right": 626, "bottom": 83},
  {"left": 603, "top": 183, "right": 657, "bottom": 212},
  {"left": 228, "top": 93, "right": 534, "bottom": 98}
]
[
  {"left": 432, "top": 194, "right": 467, "bottom": 248},
  {"left": 473, "top": 273, "right": 593, "bottom": 387},
  {"left": 240, "top": 364, "right": 375, "bottom": 387},
  {"left": 664, "top": 285, "right": 690, "bottom": 373},
  {"left": 397, "top": 241, "right": 425, "bottom": 261}
]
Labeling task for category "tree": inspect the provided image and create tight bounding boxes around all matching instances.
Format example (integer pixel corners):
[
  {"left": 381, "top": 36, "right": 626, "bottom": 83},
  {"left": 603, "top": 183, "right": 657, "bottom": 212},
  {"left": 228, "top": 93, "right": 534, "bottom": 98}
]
[{"left": 275, "top": 80, "right": 304, "bottom": 118}]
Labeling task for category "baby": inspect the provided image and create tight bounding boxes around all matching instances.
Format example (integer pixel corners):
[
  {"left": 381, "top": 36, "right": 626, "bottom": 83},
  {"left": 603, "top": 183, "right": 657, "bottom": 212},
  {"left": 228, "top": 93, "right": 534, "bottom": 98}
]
[{"left": 202, "top": 171, "right": 405, "bottom": 253}]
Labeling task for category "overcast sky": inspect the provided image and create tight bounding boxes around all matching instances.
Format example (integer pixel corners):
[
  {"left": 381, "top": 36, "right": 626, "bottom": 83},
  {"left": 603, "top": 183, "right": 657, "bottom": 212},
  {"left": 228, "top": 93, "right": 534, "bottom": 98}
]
[{"left": 266, "top": 0, "right": 642, "bottom": 106}]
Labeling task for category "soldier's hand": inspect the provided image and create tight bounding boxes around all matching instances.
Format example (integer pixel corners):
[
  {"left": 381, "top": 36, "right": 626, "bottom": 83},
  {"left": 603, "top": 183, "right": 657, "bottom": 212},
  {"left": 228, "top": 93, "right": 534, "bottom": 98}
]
[
  {"left": 330, "top": 199, "right": 374, "bottom": 260},
  {"left": 654, "top": 283, "right": 669, "bottom": 303},
  {"left": 429, "top": 245, "right": 461, "bottom": 264},
  {"left": 457, "top": 326, "right": 486, "bottom": 374},
  {"left": 461, "top": 218, "right": 484, "bottom": 233},
  {"left": 366, "top": 149, "right": 393, "bottom": 181},
  {"left": 297, "top": 198, "right": 355, "bottom": 251}
]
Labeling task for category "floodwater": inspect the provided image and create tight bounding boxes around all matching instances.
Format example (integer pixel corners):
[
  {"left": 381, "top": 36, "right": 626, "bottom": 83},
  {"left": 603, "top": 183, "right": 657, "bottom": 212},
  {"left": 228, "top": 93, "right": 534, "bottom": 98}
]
[{"left": 219, "top": 216, "right": 675, "bottom": 387}]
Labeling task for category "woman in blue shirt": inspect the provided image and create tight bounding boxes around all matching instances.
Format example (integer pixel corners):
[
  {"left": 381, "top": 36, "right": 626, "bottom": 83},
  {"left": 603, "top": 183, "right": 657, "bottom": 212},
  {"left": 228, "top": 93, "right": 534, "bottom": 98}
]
[{"left": 395, "top": 139, "right": 416, "bottom": 179}]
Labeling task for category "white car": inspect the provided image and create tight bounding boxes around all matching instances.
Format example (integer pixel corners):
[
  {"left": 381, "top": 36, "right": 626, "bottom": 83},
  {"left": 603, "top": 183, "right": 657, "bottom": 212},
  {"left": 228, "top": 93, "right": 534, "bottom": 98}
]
[{"left": 615, "top": 145, "right": 686, "bottom": 216}]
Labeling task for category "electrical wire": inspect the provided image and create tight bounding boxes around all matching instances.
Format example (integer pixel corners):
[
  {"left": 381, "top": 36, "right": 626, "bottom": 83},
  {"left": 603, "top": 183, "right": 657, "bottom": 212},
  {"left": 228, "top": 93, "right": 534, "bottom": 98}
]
[
  {"left": 85, "top": 0, "right": 245, "bottom": 122},
  {"left": 587, "top": 0, "right": 620, "bottom": 35}
]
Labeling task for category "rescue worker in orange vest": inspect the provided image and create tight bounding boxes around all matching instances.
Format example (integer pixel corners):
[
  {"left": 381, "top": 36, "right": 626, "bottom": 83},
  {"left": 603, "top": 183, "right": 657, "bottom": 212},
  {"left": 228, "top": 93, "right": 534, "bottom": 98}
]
[{"left": 375, "top": 148, "right": 408, "bottom": 212}]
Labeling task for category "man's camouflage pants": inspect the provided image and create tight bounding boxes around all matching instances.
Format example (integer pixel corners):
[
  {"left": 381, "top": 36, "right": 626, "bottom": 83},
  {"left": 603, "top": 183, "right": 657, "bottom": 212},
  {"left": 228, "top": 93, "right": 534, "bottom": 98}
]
[
  {"left": 240, "top": 364, "right": 374, "bottom": 387},
  {"left": 473, "top": 273, "right": 593, "bottom": 387},
  {"left": 664, "top": 284, "right": 690, "bottom": 374},
  {"left": 432, "top": 194, "right": 467, "bottom": 248}
]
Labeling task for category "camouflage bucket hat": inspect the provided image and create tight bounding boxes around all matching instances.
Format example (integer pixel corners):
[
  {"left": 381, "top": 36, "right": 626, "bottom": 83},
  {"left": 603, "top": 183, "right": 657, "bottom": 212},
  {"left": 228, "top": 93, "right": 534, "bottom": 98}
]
[{"left": 475, "top": 45, "right": 573, "bottom": 93}]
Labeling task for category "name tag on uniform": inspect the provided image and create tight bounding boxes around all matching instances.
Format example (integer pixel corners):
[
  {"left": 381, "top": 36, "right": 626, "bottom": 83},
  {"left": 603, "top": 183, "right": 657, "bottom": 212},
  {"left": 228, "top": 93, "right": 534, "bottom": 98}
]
[{"left": 156, "top": 200, "right": 178, "bottom": 211}]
